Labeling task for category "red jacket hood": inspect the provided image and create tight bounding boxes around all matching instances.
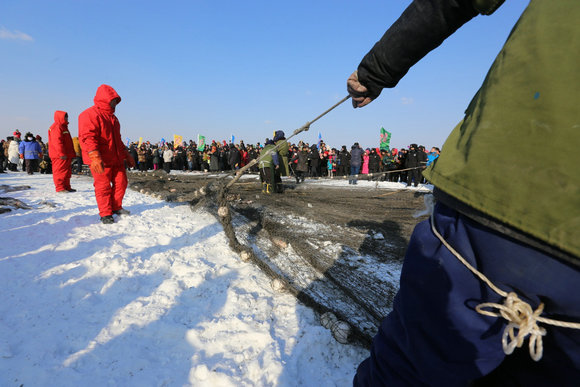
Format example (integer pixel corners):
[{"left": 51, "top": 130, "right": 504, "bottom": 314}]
[
  {"left": 53, "top": 110, "right": 68, "bottom": 125},
  {"left": 94, "top": 84, "right": 121, "bottom": 113}
]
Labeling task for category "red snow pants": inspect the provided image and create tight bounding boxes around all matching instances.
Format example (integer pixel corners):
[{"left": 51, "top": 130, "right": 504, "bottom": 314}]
[
  {"left": 51, "top": 157, "right": 73, "bottom": 192},
  {"left": 91, "top": 163, "right": 128, "bottom": 217}
]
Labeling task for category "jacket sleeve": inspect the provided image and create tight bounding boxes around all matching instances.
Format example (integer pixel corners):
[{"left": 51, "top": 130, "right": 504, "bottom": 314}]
[
  {"left": 78, "top": 112, "right": 101, "bottom": 154},
  {"left": 357, "top": 0, "right": 479, "bottom": 99}
]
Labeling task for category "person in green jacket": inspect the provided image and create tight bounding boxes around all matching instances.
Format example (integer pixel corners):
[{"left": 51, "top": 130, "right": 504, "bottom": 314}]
[
  {"left": 258, "top": 138, "right": 282, "bottom": 194},
  {"left": 273, "top": 130, "right": 290, "bottom": 177},
  {"left": 348, "top": 0, "right": 580, "bottom": 385}
]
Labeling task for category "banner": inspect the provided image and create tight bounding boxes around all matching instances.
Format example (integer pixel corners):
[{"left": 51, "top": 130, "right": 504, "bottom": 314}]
[
  {"left": 173, "top": 134, "right": 183, "bottom": 147},
  {"left": 198, "top": 135, "right": 206, "bottom": 151},
  {"left": 138, "top": 137, "right": 143, "bottom": 147},
  {"left": 379, "top": 127, "right": 391, "bottom": 151}
]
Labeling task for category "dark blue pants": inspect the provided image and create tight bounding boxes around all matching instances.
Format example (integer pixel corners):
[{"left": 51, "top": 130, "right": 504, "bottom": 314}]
[
  {"left": 354, "top": 202, "right": 580, "bottom": 386},
  {"left": 350, "top": 165, "right": 361, "bottom": 184}
]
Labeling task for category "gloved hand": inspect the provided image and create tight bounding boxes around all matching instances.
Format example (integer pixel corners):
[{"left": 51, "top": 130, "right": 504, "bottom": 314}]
[
  {"left": 125, "top": 151, "right": 136, "bottom": 168},
  {"left": 88, "top": 150, "right": 104, "bottom": 174},
  {"left": 347, "top": 70, "right": 374, "bottom": 108}
]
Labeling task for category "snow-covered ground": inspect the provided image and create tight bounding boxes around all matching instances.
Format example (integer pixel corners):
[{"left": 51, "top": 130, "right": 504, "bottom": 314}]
[{"left": 0, "top": 171, "right": 382, "bottom": 387}]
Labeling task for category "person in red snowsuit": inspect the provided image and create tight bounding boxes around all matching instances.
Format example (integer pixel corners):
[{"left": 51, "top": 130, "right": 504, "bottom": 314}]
[
  {"left": 78, "top": 85, "right": 135, "bottom": 224},
  {"left": 48, "top": 111, "right": 77, "bottom": 193}
]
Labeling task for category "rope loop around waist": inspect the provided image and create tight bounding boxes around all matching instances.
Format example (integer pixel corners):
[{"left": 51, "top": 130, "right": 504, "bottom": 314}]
[{"left": 422, "top": 195, "right": 580, "bottom": 361}]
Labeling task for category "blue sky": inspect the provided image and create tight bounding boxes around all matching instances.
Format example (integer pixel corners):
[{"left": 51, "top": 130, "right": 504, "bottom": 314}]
[{"left": 1, "top": 0, "right": 529, "bottom": 150}]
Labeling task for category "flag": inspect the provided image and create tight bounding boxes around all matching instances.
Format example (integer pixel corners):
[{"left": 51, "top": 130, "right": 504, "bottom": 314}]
[
  {"left": 317, "top": 132, "right": 322, "bottom": 149},
  {"left": 231, "top": 134, "right": 235, "bottom": 144},
  {"left": 379, "top": 127, "right": 391, "bottom": 151},
  {"left": 173, "top": 134, "right": 183, "bottom": 147},
  {"left": 126, "top": 137, "right": 130, "bottom": 147},
  {"left": 198, "top": 135, "right": 206, "bottom": 151},
  {"left": 138, "top": 137, "right": 143, "bottom": 147},
  {"left": 160, "top": 138, "right": 166, "bottom": 146}
]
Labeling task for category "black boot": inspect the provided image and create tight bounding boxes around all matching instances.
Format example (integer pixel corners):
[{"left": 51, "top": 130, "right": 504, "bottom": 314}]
[{"left": 100, "top": 215, "right": 114, "bottom": 224}]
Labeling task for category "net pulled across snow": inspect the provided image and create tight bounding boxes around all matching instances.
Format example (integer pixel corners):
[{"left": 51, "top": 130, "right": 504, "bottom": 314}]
[{"left": 156, "top": 171, "right": 430, "bottom": 348}]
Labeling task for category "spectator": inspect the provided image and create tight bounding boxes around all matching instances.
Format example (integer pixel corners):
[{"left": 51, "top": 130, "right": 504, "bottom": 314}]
[
  {"left": 228, "top": 144, "right": 241, "bottom": 170},
  {"left": 308, "top": 144, "right": 320, "bottom": 177},
  {"left": 405, "top": 143, "right": 421, "bottom": 187},
  {"left": 349, "top": 142, "right": 363, "bottom": 184},
  {"left": 7, "top": 136, "right": 20, "bottom": 171},
  {"left": 426, "top": 146, "right": 440, "bottom": 167},
  {"left": 163, "top": 145, "right": 174, "bottom": 173},
  {"left": 0, "top": 139, "right": 6, "bottom": 173},
  {"left": 137, "top": 144, "right": 147, "bottom": 172},
  {"left": 361, "top": 148, "right": 370, "bottom": 175},
  {"left": 337, "top": 145, "right": 350, "bottom": 176},
  {"left": 19, "top": 132, "right": 42, "bottom": 175}
]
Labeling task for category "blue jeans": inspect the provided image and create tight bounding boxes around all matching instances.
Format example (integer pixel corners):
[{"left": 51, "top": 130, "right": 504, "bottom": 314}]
[{"left": 349, "top": 165, "right": 360, "bottom": 184}]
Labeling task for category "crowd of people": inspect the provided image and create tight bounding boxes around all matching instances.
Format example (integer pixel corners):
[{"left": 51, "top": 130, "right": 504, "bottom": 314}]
[
  {"left": 1, "top": 129, "right": 83, "bottom": 176},
  {"left": 126, "top": 134, "right": 439, "bottom": 186},
  {"left": 2, "top": 127, "right": 440, "bottom": 189}
]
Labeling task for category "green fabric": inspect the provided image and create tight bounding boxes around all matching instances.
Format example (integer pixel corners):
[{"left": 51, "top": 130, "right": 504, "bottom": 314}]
[
  {"left": 258, "top": 144, "right": 276, "bottom": 168},
  {"left": 380, "top": 127, "right": 391, "bottom": 151},
  {"left": 424, "top": 0, "right": 580, "bottom": 259},
  {"left": 275, "top": 140, "right": 290, "bottom": 176}
]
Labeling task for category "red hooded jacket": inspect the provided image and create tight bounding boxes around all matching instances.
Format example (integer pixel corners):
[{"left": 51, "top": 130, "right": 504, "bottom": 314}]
[
  {"left": 78, "top": 85, "right": 128, "bottom": 166},
  {"left": 48, "top": 111, "right": 76, "bottom": 159}
]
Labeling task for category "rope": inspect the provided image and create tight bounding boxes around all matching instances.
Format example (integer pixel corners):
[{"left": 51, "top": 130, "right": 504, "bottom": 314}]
[
  {"left": 298, "top": 166, "right": 425, "bottom": 182},
  {"left": 423, "top": 196, "right": 580, "bottom": 361},
  {"left": 224, "top": 95, "right": 351, "bottom": 189}
]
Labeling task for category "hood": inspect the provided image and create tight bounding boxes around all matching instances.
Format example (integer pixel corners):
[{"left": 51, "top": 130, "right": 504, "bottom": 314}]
[
  {"left": 273, "top": 130, "right": 285, "bottom": 141},
  {"left": 53, "top": 110, "right": 68, "bottom": 125},
  {"left": 265, "top": 139, "right": 275, "bottom": 146},
  {"left": 93, "top": 84, "right": 121, "bottom": 112}
]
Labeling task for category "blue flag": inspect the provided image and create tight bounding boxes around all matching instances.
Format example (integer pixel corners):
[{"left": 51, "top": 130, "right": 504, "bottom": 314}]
[
  {"left": 231, "top": 134, "right": 235, "bottom": 144},
  {"left": 317, "top": 132, "right": 322, "bottom": 149}
]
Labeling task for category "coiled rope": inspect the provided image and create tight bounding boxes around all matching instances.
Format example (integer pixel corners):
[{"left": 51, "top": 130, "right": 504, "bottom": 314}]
[{"left": 423, "top": 196, "right": 580, "bottom": 361}]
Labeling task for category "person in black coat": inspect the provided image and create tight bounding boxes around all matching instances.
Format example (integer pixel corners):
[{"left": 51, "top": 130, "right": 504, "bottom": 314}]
[
  {"left": 307, "top": 144, "right": 320, "bottom": 177},
  {"left": 337, "top": 145, "right": 351, "bottom": 176},
  {"left": 368, "top": 148, "right": 381, "bottom": 179},
  {"left": 349, "top": 142, "right": 363, "bottom": 184},
  {"left": 405, "top": 144, "right": 421, "bottom": 187},
  {"left": 291, "top": 145, "right": 309, "bottom": 183},
  {"left": 228, "top": 145, "right": 241, "bottom": 170}
]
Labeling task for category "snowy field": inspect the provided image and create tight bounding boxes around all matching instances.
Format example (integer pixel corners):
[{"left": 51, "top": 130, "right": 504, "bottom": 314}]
[{"left": 0, "top": 171, "right": 378, "bottom": 387}]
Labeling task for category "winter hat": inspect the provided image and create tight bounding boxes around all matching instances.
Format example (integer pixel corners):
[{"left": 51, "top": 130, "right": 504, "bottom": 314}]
[
  {"left": 13, "top": 130, "right": 21, "bottom": 138},
  {"left": 36, "top": 135, "right": 42, "bottom": 141}
]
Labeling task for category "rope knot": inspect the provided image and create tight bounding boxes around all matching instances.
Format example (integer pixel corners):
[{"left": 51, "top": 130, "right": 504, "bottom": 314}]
[{"left": 476, "top": 292, "right": 547, "bottom": 361}]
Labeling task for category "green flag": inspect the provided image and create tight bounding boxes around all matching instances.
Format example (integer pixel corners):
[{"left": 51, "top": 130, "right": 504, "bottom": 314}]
[
  {"left": 379, "top": 127, "right": 391, "bottom": 151},
  {"left": 198, "top": 135, "right": 206, "bottom": 151}
]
